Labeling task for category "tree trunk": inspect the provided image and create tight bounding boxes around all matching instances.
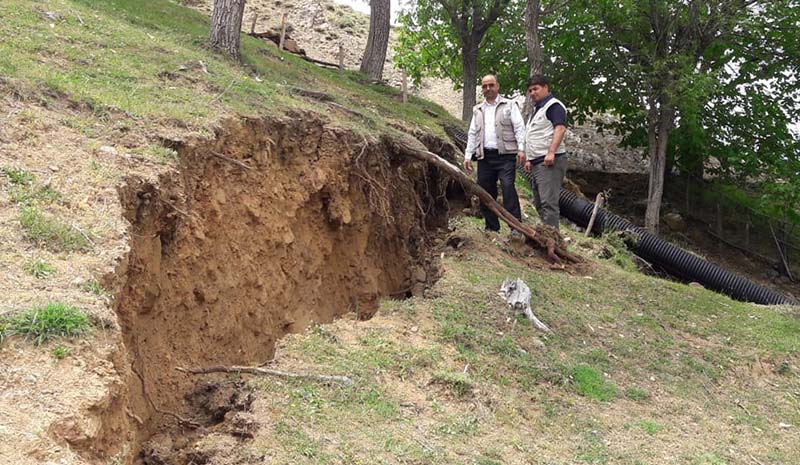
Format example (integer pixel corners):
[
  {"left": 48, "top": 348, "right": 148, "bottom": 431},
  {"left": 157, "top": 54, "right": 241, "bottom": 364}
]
[
  {"left": 461, "top": 38, "right": 480, "bottom": 122},
  {"left": 645, "top": 98, "right": 674, "bottom": 235},
  {"left": 523, "top": 0, "right": 543, "bottom": 119},
  {"left": 359, "top": 0, "right": 391, "bottom": 80},
  {"left": 209, "top": 0, "right": 246, "bottom": 61}
]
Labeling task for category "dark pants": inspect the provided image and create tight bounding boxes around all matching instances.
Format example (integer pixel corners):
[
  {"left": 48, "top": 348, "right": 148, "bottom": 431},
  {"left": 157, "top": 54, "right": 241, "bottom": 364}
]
[{"left": 477, "top": 150, "right": 521, "bottom": 231}]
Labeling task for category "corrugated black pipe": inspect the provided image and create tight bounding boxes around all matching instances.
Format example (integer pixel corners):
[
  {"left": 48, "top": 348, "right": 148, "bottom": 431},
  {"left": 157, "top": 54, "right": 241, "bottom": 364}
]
[{"left": 444, "top": 125, "right": 796, "bottom": 306}]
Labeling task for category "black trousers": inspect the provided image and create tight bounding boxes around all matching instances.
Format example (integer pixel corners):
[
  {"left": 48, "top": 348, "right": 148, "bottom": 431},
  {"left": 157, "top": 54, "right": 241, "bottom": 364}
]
[{"left": 476, "top": 151, "right": 521, "bottom": 231}]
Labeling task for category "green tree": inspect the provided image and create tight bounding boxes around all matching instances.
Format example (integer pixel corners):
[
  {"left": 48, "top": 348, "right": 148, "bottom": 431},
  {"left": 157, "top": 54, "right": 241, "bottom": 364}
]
[
  {"left": 548, "top": 0, "right": 800, "bottom": 234},
  {"left": 395, "top": 0, "right": 516, "bottom": 121}
]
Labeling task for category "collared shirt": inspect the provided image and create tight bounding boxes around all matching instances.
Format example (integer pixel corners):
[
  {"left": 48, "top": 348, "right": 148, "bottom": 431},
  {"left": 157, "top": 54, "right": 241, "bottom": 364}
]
[
  {"left": 530, "top": 94, "right": 567, "bottom": 127},
  {"left": 465, "top": 96, "right": 526, "bottom": 160}
]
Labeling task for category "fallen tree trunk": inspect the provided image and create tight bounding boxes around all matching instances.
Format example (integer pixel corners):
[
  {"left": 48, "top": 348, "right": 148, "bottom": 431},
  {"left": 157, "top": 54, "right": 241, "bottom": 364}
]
[{"left": 390, "top": 135, "right": 582, "bottom": 265}]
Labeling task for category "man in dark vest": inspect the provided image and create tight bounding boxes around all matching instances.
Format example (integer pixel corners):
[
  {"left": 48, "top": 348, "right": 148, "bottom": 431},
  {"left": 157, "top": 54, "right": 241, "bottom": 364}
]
[
  {"left": 524, "top": 75, "right": 568, "bottom": 230},
  {"left": 463, "top": 74, "right": 526, "bottom": 233}
]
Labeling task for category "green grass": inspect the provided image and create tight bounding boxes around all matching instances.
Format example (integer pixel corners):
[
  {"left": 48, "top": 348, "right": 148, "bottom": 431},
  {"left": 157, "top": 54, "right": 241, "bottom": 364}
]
[
  {"left": 23, "top": 258, "right": 56, "bottom": 278},
  {"left": 51, "top": 345, "right": 73, "bottom": 359},
  {"left": 430, "top": 370, "right": 474, "bottom": 398},
  {"left": 19, "top": 207, "right": 91, "bottom": 251},
  {"left": 83, "top": 280, "right": 111, "bottom": 298},
  {"left": 572, "top": 365, "right": 618, "bottom": 401},
  {"left": 5, "top": 302, "right": 90, "bottom": 346},
  {"left": 2, "top": 167, "right": 35, "bottom": 185},
  {"left": 0, "top": 0, "right": 458, "bottom": 139}
]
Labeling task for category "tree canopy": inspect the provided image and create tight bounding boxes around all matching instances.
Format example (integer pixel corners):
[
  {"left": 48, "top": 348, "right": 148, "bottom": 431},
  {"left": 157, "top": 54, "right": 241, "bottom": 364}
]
[{"left": 395, "top": 0, "right": 800, "bottom": 233}]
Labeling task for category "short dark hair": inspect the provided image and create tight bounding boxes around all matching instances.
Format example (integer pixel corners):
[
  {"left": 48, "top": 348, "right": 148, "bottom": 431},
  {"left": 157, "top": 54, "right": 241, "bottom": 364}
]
[{"left": 526, "top": 75, "right": 549, "bottom": 89}]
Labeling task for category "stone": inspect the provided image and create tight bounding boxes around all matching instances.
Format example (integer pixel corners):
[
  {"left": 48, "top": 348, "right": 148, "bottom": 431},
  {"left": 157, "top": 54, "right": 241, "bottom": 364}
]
[
  {"left": 663, "top": 212, "right": 686, "bottom": 232},
  {"left": 98, "top": 145, "right": 118, "bottom": 156},
  {"left": 412, "top": 266, "right": 427, "bottom": 283}
]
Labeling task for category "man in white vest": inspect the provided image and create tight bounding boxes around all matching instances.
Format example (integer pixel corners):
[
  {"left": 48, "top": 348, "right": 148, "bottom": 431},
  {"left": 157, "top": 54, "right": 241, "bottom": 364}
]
[
  {"left": 463, "top": 74, "right": 526, "bottom": 233},
  {"left": 524, "top": 75, "right": 568, "bottom": 229}
]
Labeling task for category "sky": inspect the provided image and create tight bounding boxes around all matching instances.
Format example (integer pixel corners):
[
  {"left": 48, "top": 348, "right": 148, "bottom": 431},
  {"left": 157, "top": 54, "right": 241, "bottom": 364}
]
[{"left": 333, "top": 0, "right": 407, "bottom": 23}]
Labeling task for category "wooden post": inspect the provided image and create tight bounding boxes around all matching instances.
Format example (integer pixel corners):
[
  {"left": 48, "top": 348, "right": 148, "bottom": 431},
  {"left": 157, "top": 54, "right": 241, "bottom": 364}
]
[
  {"left": 279, "top": 13, "right": 287, "bottom": 51},
  {"left": 338, "top": 43, "right": 345, "bottom": 73},
  {"left": 401, "top": 69, "right": 408, "bottom": 103},
  {"left": 585, "top": 193, "right": 604, "bottom": 237},
  {"left": 250, "top": 13, "right": 258, "bottom": 35},
  {"left": 745, "top": 215, "right": 751, "bottom": 248},
  {"left": 716, "top": 202, "right": 723, "bottom": 252}
]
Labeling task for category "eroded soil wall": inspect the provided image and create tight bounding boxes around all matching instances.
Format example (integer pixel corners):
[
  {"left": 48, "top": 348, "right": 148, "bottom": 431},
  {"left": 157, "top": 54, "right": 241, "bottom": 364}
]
[{"left": 111, "top": 115, "right": 451, "bottom": 459}]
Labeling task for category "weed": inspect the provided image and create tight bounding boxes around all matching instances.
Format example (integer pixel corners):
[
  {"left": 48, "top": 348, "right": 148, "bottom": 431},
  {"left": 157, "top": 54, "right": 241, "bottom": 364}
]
[
  {"left": 51, "top": 345, "right": 72, "bottom": 359},
  {"left": 637, "top": 419, "right": 663, "bottom": 435},
  {"left": 0, "top": 316, "right": 8, "bottom": 344},
  {"left": 624, "top": 387, "right": 650, "bottom": 401},
  {"left": 436, "top": 414, "right": 479, "bottom": 436},
  {"left": 84, "top": 280, "right": 111, "bottom": 298},
  {"left": 6, "top": 302, "right": 90, "bottom": 346},
  {"left": 24, "top": 258, "right": 56, "bottom": 278},
  {"left": 430, "top": 370, "right": 473, "bottom": 398},
  {"left": 19, "top": 207, "right": 91, "bottom": 251},
  {"left": 1, "top": 167, "right": 34, "bottom": 185},
  {"left": 147, "top": 146, "right": 178, "bottom": 164},
  {"left": 572, "top": 365, "right": 617, "bottom": 401}
]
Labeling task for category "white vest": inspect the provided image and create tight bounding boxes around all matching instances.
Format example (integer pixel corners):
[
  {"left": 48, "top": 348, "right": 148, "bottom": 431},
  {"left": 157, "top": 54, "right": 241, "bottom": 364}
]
[
  {"left": 525, "top": 97, "right": 566, "bottom": 159},
  {"left": 471, "top": 99, "right": 519, "bottom": 159}
]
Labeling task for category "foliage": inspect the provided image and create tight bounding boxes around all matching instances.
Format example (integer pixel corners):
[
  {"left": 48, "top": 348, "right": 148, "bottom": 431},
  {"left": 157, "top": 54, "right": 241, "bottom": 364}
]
[
  {"left": 394, "top": 0, "right": 518, "bottom": 119},
  {"left": 546, "top": 0, "right": 800, "bottom": 221},
  {"left": 6, "top": 303, "right": 90, "bottom": 346}
]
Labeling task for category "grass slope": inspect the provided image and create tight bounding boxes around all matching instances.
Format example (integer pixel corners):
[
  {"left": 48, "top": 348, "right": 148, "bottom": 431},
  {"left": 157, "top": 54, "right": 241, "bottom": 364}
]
[
  {"left": 0, "top": 0, "right": 457, "bottom": 137},
  {"left": 227, "top": 220, "right": 799, "bottom": 465}
]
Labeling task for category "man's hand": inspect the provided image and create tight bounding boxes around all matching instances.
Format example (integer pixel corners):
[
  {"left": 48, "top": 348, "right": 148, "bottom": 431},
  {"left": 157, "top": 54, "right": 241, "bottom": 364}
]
[
  {"left": 544, "top": 151, "right": 555, "bottom": 167},
  {"left": 464, "top": 159, "right": 473, "bottom": 173},
  {"left": 517, "top": 151, "right": 525, "bottom": 166},
  {"left": 524, "top": 161, "right": 532, "bottom": 173}
]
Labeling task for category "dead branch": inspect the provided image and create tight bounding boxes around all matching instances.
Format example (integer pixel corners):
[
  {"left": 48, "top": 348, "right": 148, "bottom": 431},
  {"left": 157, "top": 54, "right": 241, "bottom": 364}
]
[
  {"left": 390, "top": 135, "right": 582, "bottom": 265},
  {"left": 210, "top": 151, "right": 254, "bottom": 171},
  {"left": 209, "top": 78, "right": 236, "bottom": 105},
  {"left": 770, "top": 223, "right": 795, "bottom": 281},
  {"left": 286, "top": 86, "right": 335, "bottom": 101},
  {"left": 176, "top": 366, "right": 355, "bottom": 386}
]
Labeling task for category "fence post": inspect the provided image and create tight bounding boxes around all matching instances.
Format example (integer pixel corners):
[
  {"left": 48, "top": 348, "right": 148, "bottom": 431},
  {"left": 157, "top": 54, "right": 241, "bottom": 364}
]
[
  {"left": 250, "top": 13, "right": 258, "bottom": 35},
  {"left": 338, "top": 43, "right": 345, "bottom": 73},
  {"left": 279, "top": 13, "right": 287, "bottom": 51}
]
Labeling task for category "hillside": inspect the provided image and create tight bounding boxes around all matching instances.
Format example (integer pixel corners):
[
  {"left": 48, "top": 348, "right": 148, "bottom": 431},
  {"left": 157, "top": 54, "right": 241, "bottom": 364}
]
[{"left": 0, "top": 1, "right": 798, "bottom": 465}]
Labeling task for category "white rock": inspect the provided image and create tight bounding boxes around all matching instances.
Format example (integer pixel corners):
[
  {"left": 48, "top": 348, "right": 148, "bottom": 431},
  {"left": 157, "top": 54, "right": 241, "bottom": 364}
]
[{"left": 98, "top": 145, "right": 117, "bottom": 155}]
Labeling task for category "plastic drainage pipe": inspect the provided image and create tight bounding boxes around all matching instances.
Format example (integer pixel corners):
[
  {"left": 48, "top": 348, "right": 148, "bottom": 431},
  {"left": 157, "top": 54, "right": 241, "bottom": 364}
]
[
  {"left": 444, "top": 125, "right": 795, "bottom": 306},
  {"left": 555, "top": 187, "right": 795, "bottom": 306}
]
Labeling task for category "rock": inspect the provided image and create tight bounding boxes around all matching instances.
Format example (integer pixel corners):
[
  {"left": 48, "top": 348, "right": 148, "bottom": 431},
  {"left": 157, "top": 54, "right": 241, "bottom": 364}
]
[
  {"left": 689, "top": 282, "right": 703, "bottom": 288},
  {"left": 98, "top": 145, "right": 118, "bottom": 156},
  {"left": 412, "top": 266, "right": 427, "bottom": 283},
  {"left": 663, "top": 212, "right": 686, "bottom": 232}
]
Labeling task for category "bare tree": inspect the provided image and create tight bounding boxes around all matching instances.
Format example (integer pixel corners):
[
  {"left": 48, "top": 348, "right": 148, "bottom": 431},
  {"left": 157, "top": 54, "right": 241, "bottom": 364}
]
[
  {"left": 360, "top": 0, "right": 391, "bottom": 80},
  {"left": 209, "top": 0, "right": 246, "bottom": 61}
]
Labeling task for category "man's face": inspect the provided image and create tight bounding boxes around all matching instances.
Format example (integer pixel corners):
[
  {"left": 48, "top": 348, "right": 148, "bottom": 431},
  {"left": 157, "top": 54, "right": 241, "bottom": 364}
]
[
  {"left": 481, "top": 77, "right": 499, "bottom": 101},
  {"left": 527, "top": 84, "right": 549, "bottom": 103}
]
